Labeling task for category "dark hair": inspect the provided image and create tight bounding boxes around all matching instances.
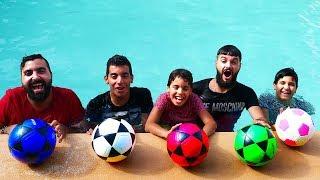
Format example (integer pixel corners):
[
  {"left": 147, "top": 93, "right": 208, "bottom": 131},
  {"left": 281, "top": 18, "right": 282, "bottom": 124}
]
[
  {"left": 106, "top": 55, "right": 133, "bottom": 76},
  {"left": 20, "top": 54, "right": 52, "bottom": 74},
  {"left": 274, "top": 67, "right": 298, "bottom": 87},
  {"left": 217, "top": 45, "right": 242, "bottom": 61},
  {"left": 167, "top": 69, "right": 193, "bottom": 88}
]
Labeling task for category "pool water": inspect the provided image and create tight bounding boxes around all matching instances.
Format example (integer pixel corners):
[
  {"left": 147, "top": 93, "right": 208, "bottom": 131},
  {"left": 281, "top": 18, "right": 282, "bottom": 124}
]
[{"left": 1, "top": 0, "right": 319, "bottom": 130}]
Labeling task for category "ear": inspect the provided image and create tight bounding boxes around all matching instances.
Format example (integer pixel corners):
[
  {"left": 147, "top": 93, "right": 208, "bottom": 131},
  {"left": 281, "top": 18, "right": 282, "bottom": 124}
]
[
  {"left": 273, "top": 84, "right": 276, "bottom": 90},
  {"left": 131, "top": 75, "right": 134, "bottom": 83},
  {"left": 104, "top": 75, "right": 109, "bottom": 84}
]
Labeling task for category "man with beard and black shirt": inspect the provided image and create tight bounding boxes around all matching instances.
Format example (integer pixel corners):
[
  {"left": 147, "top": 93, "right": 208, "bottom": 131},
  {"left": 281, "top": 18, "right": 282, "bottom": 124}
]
[
  {"left": 0, "top": 54, "right": 85, "bottom": 142},
  {"left": 193, "top": 45, "right": 270, "bottom": 131}
]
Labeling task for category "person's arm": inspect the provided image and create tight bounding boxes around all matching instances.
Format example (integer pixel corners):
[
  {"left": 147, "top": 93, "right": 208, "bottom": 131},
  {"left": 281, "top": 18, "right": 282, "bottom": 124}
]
[
  {"left": 144, "top": 107, "right": 170, "bottom": 138},
  {"left": 248, "top": 106, "right": 271, "bottom": 128},
  {"left": 198, "top": 110, "right": 217, "bottom": 136},
  {"left": 0, "top": 124, "right": 16, "bottom": 134},
  {"left": 141, "top": 113, "right": 149, "bottom": 131}
]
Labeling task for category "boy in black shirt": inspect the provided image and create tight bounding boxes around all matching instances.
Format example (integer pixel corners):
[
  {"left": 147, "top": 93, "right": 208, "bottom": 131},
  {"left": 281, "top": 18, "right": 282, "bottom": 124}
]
[{"left": 83, "top": 55, "right": 153, "bottom": 133}]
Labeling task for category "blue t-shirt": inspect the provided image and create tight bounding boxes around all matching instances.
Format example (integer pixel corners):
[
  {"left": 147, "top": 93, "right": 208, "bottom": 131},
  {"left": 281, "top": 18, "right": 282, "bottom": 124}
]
[{"left": 259, "top": 92, "right": 315, "bottom": 124}]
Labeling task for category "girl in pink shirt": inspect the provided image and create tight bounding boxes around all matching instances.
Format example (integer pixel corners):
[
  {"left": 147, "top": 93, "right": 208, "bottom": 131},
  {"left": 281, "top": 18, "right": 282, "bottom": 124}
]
[{"left": 145, "top": 69, "right": 217, "bottom": 139}]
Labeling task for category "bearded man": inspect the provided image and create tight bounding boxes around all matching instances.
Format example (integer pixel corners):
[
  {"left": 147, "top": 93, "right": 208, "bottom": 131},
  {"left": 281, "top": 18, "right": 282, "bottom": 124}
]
[
  {"left": 0, "top": 54, "right": 84, "bottom": 142},
  {"left": 193, "top": 45, "right": 269, "bottom": 131}
]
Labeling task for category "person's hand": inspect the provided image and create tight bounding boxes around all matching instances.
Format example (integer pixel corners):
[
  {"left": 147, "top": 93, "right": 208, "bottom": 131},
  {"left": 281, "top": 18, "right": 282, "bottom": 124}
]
[
  {"left": 279, "top": 107, "right": 288, "bottom": 114},
  {"left": 166, "top": 123, "right": 182, "bottom": 138},
  {"left": 86, "top": 128, "right": 93, "bottom": 135},
  {"left": 50, "top": 120, "right": 67, "bottom": 143},
  {"left": 1, "top": 124, "right": 17, "bottom": 134},
  {"left": 254, "top": 119, "right": 271, "bottom": 129}
]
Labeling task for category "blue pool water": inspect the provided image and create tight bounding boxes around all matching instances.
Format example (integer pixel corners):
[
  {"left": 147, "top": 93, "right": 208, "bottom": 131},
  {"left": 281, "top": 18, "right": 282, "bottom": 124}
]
[{"left": 1, "top": 0, "right": 319, "bottom": 130}]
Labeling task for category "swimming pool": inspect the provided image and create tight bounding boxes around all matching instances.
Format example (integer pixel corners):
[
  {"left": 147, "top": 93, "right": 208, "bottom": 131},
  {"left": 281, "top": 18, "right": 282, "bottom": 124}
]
[{"left": 1, "top": 0, "right": 319, "bottom": 130}]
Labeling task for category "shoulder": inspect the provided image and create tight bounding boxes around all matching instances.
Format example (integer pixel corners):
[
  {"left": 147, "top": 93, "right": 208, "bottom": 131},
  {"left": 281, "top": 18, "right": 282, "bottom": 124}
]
[
  {"left": 87, "top": 92, "right": 107, "bottom": 106},
  {"left": 2, "top": 87, "right": 26, "bottom": 100},
  {"left": 130, "top": 87, "right": 151, "bottom": 96},
  {"left": 53, "top": 87, "right": 78, "bottom": 97},
  {"left": 235, "top": 82, "right": 255, "bottom": 91},
  {"left": 4, "top": 87, "right": 25, "bottom": 95},
  {"left": 193, "top": 78, "right": 212, "bottom": 94},
  {"left": 193, "top": 78, "right": 212, "bottom": 86}
]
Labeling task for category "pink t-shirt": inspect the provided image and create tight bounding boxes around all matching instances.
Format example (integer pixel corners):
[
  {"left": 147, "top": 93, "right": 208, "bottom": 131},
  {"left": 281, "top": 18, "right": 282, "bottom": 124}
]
[{"left": 155, "top": 92, "right": 205, "bottom": 126}]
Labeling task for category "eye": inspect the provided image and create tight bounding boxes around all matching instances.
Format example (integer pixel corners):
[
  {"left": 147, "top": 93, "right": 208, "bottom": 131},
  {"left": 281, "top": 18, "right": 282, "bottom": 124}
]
[
  {"left": 288, "top": 82, "right": 296, "bottom": 87},
  {"left": 37, "top": 68, "right": 47, "bottom": 74},
  {"left": 110, "top": 74, "right": 118, "bottom": 79},
  {"left": 24, "top": 70, "right": 33, "bottom": 76},
  {"left": 182, "top": 86, "right": 190, "bottom": 91},
  {"left": 171, "top": 85, "right": 179, "bottom": 90},
  {"left": 231, "top": 60, "right": 239, "bottom": 65},
  {"left": 121, "top": 73, "right": 130, "bottom": 79}
]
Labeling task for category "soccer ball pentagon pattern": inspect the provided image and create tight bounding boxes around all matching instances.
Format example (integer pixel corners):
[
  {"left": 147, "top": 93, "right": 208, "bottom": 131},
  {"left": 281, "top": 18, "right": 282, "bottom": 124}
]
[
  {"left": 275, "top": 108, "right": 315, "bottom": 147},
  {"left": 234, "top": 124, "right": 278, "bottom": 166},
  {"left": 91, "top": 118, "right": 136, "bottom": 162},
  {"left": 167, "top": 123, "right": 209, "bottom": 167},
  {"left": 8, "top": 118, "right": 56, "bottom": 164}
]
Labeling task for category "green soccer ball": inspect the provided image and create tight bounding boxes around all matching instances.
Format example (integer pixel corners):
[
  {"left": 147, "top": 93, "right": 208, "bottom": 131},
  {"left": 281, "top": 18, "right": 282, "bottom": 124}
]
[{"left": 234, "top": 124, "right": 278, "bottom": 166}]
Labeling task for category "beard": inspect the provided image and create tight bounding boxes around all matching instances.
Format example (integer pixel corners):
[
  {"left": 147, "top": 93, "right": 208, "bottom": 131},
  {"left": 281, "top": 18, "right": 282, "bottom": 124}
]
[
  {"left": 216, "top": 69, "right": 238, "bottom": 89},
  {"left": 23, "top": 79, "right": 52, "bottom": 102}
]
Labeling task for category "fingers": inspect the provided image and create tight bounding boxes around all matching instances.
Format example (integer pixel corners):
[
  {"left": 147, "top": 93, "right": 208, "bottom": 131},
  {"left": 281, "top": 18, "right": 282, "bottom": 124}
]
[
  {"left": 50, "top": 120, "right": 66, "bottom": 143},
  {"left": 86, "top": 128, "right": 93, "bottom": 135},
  {"left": 256, "top": 120, "right": 271, "bottom": 129}
]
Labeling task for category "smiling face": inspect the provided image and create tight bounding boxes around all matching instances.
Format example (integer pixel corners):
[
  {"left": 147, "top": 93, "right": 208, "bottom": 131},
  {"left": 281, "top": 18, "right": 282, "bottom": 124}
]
[
  {"left": 274, "top": 76, "right": 297, "bottom": 102},
  {"left": 215, "top": 54, "right": 241, "bottom": 88},
  {"left": 105, "top": 65, "right": 133, "bottom": 99},
  {"left": 21, "top": 58, "right": 52, "bottom": 102},
  {"left": 168, "top": 76, "right": 192, "bottom": 107}
]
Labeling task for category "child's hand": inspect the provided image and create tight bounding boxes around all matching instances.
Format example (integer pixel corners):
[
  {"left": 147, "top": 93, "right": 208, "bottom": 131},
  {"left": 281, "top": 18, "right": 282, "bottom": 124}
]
[
  {"left": 86, "top": 128, "right": 94, "bottom": 135},
  {"left": 166, "top": 123, "right": 182, "bottom": 138}
]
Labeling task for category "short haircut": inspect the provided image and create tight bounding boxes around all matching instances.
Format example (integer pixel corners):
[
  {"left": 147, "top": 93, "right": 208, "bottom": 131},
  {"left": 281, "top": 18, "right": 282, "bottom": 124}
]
[
  {"left": 167, "top": 68, "right": 193, "bottom": 88},
  {"left": 274, "top": 67, "right": 298, "bottom": 87},
  {"left": 217, "top": 45, "right": 242, "bottom": 61},
  {"left": 106, "top": 55, "right": 133, "bottom": 76},
  {"left": 20, "top": 54, "right": 52, "bottom": 74}
]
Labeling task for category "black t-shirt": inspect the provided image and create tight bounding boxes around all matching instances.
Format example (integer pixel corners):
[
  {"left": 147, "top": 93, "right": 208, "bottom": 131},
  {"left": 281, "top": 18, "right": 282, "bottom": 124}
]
[
  {"left": 193, "top": 78, "right": 259, "bottom": 132},
  {"left": 85, "top": 87, "right": 153, "bottom": 132}
]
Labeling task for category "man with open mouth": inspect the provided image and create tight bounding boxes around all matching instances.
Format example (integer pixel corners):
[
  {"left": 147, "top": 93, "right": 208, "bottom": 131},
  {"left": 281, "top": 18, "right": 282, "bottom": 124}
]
[
  {"left": 193, "top": 45, "right": 270, "bottom": 132},
  {"left": 0, "top": 54, "right": 85, "bottom": 142}
]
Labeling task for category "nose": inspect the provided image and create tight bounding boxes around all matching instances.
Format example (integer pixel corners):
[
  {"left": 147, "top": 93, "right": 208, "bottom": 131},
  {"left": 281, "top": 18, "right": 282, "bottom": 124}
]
[
  {"left": 116, "top": 76, "right": 123, "bottom": 83},
  {"left": 177, "top": 88, "right": 183, "bottom": 94},
  {"left": 225, "top": 61, "right": 231, "bottom": 68},
  {"left": 31, "top": 71, "right": 41, "bottom": 80},
  {"left": 283, "top": 83, "right": 290, "bottom": 90}
]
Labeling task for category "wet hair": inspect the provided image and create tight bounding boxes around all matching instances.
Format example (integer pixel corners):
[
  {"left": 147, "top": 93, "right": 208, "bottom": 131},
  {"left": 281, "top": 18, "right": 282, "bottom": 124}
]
[
  {"left": 273, "top": 67, "right": 298, "bottom": 87},
  {"left": 167, "top": 69, "right": 193, "bottom": 88},
  {"left": 217, "top": 45, "right": 242, "bottom": 61},
  {"left": 20, "top": 54, "right": 52, "bottom": 74},
  {"left": 106, "top": 55, "right": 133, "bottom": 76}
]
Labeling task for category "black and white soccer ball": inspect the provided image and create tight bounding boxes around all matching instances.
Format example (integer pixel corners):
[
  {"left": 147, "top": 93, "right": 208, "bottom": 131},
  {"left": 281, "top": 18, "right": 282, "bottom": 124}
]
[{"left": 91, "top": 118, "right": 136, "bottom": 162}]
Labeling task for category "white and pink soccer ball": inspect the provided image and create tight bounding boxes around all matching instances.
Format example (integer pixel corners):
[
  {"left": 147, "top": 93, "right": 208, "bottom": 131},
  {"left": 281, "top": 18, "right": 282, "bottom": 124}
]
[{"left": 275, "top": 108, "right": 315, "bottom": 147}]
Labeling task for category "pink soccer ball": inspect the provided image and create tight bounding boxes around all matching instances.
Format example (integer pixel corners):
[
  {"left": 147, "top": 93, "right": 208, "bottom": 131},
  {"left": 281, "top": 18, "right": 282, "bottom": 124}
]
[{"left": 275, "top": 108, "right": 315, "bottom": 146}]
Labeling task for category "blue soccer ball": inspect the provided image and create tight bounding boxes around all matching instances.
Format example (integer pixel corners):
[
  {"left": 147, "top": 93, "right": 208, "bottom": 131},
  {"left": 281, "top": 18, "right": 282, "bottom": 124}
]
[{"left": 8, "top": 118, "right": 56, "bottom": 164}]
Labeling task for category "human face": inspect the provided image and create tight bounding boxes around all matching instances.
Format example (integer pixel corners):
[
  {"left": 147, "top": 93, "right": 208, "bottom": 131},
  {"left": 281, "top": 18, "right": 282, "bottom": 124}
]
[
  {"left": 168, "top": 77, "right": 192, "bottom": 107},
  {"left": 21, "top": 58, "right": 52, "bottom": 102},
  {"left": 105, "top": 65, "right": 133, "bottom": 98},
  {"left": 215, "top": 54, "right": 241, "bottom": 88},
  {"left": 274, "top": 76, "right": 297, "bottom": 102}
]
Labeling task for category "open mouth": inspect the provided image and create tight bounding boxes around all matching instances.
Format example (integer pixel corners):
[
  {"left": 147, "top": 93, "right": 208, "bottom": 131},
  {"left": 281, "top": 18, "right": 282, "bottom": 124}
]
[
  {"left": 31, "top": 82, "right": 45, "bottom": 93},
  {"left": 175, "top": 96, "right": 184, "bottom": 103},
  {"left": 223, "top": 69, "right": 233, "bottom": 79}
]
